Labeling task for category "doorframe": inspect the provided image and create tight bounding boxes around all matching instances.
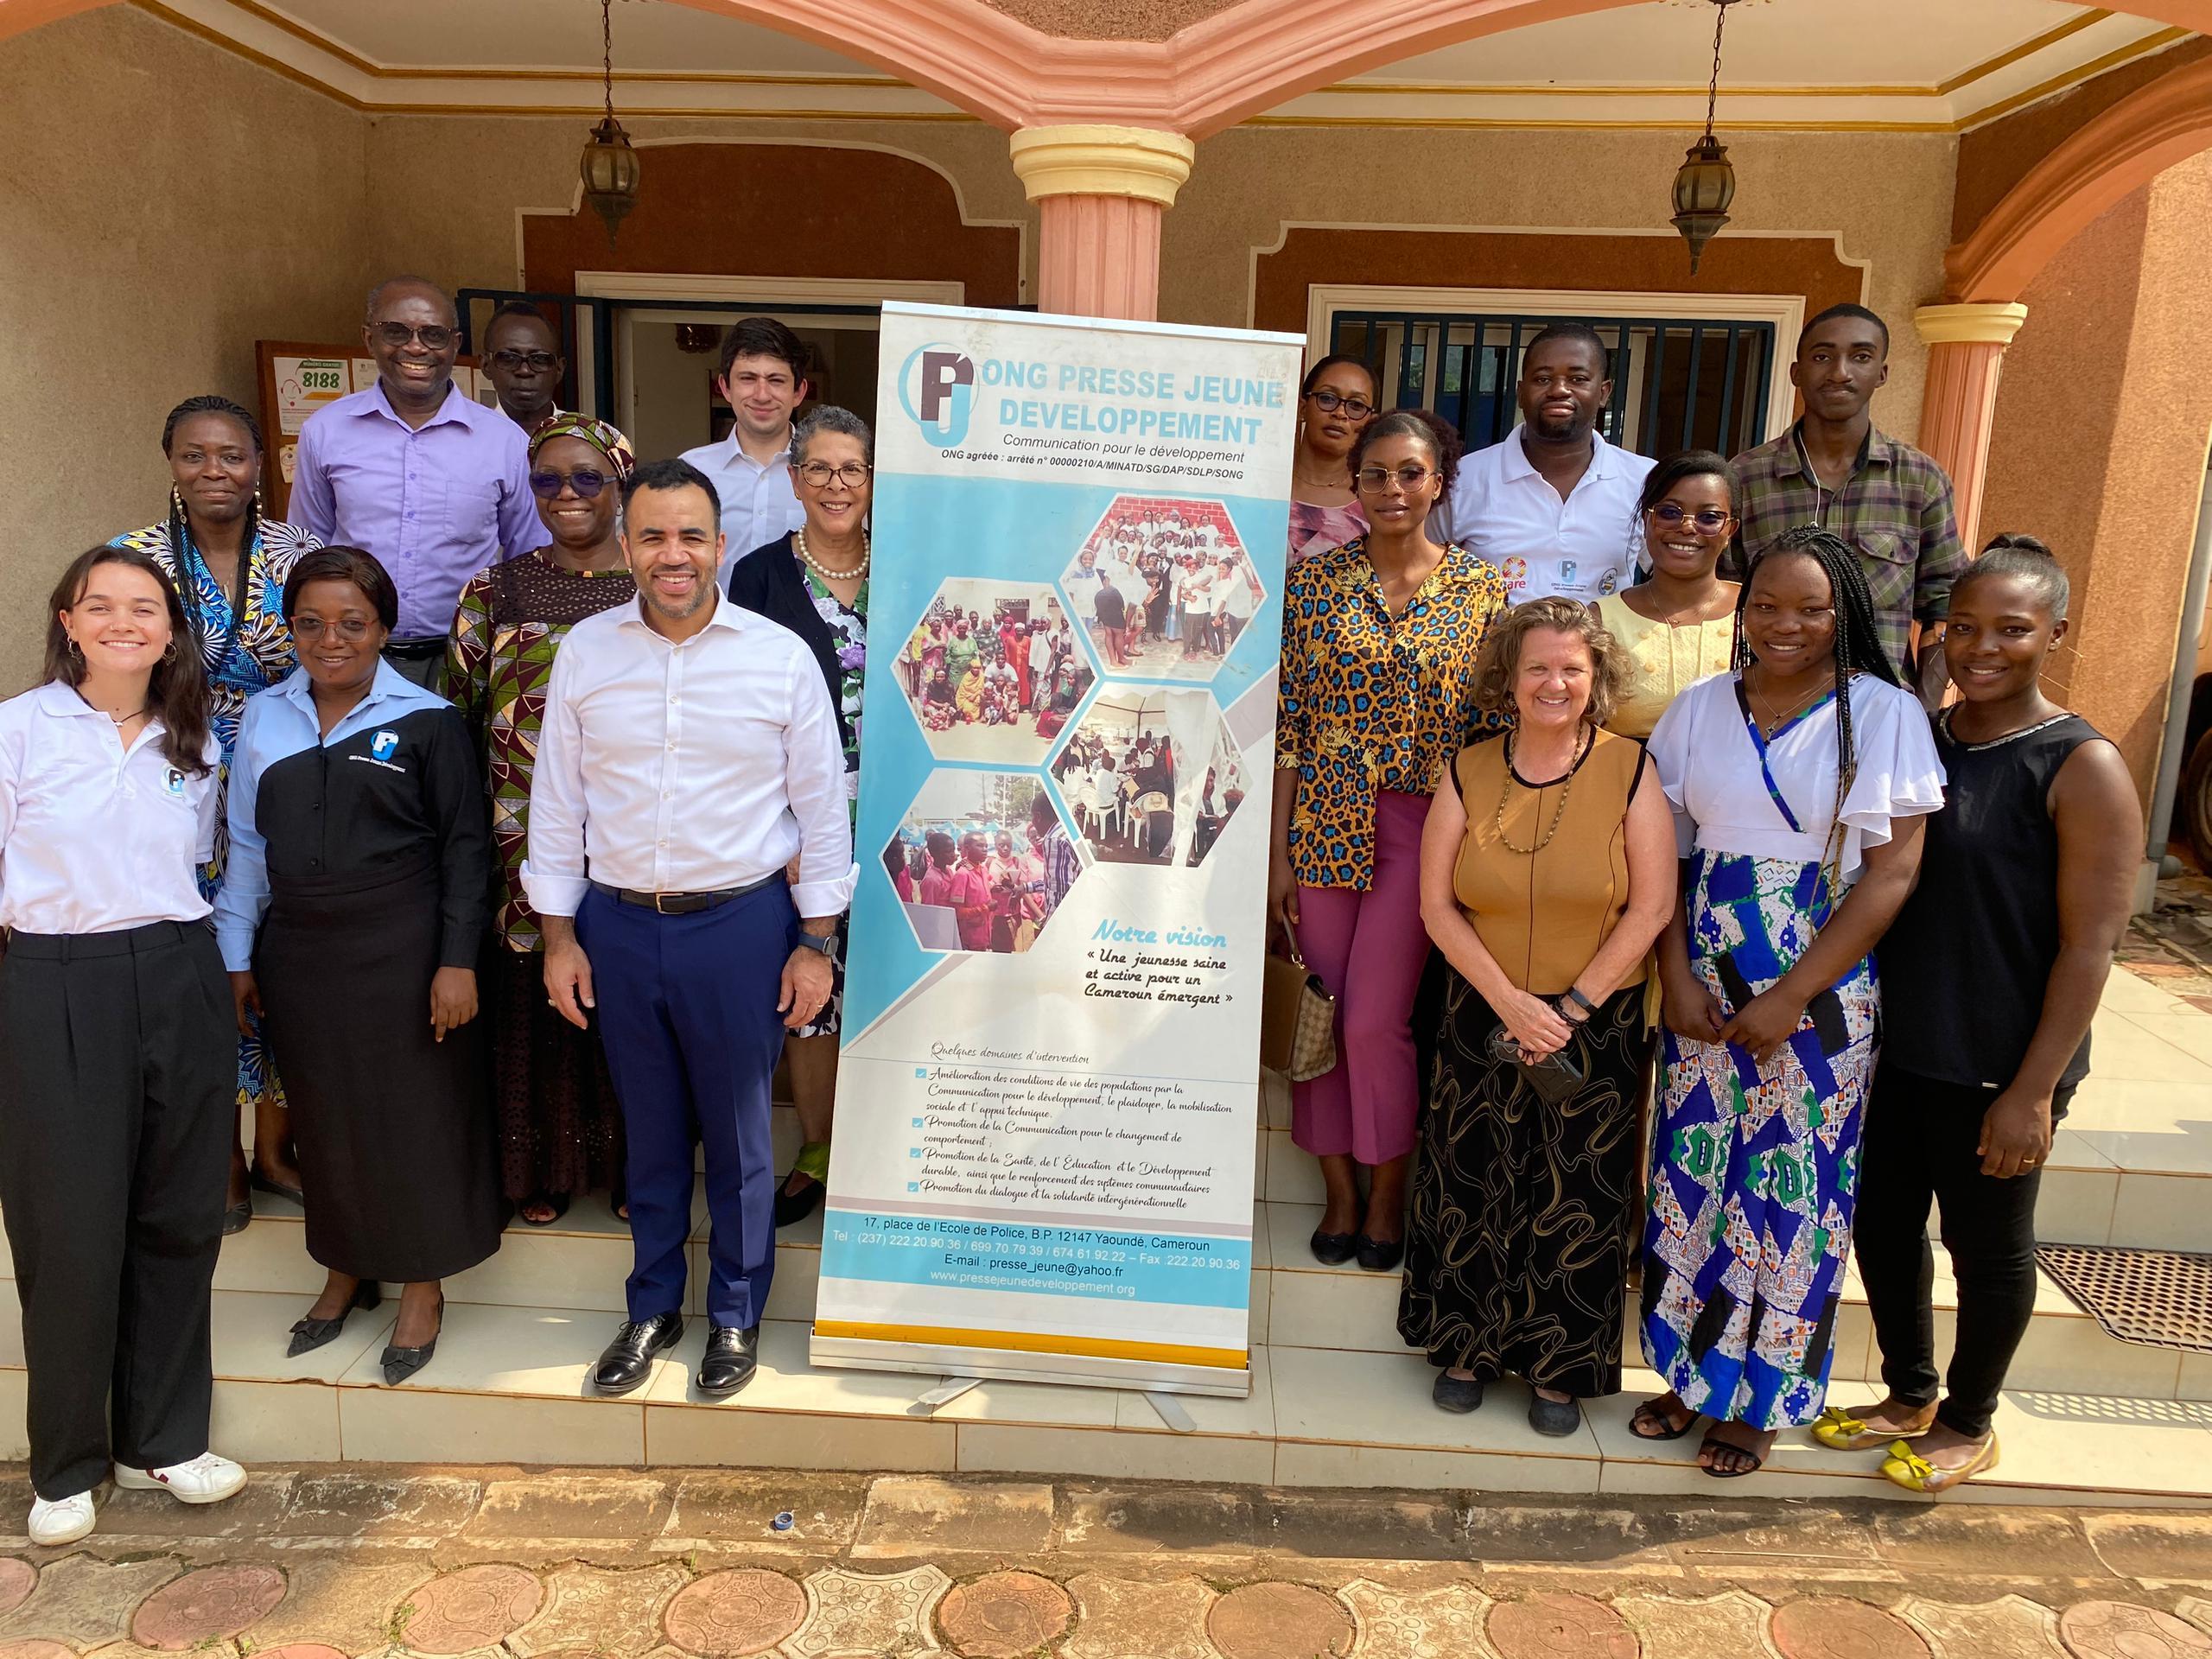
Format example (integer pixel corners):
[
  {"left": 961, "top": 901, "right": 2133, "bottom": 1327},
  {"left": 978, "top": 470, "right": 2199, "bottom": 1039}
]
[{"left": 1303, "top": 283, "right": 1802, "bottom": 446}]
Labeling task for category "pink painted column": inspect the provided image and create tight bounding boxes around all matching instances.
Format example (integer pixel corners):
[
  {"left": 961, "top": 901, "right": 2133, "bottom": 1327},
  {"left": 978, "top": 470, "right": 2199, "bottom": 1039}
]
[
  {"left": 1009, "top": 125, "right": 1196, "bottom": 322},
  {"left": 1914, "top": 303, "right": 2031, "bottom": 558}
]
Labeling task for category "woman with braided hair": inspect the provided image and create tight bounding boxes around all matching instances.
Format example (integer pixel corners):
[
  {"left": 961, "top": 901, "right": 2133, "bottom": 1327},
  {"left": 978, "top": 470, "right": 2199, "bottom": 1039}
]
[
  {"left": 1631, "top": 524, "right": 1944, "bottom": 1478},
  {"left": 111, "top": 396, "right": 322, "bottom": 1232}
]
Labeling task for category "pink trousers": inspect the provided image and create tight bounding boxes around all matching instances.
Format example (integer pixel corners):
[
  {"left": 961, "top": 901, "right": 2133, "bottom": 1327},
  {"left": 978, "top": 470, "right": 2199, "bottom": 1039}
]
[{"left": 1290, "top": 789, "right": 1430, "bottom": 1166}]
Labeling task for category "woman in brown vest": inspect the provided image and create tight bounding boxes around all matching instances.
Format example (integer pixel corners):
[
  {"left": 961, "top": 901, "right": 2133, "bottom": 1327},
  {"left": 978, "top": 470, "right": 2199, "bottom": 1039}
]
[{"left": 1401, "top": 598, "right": 1676, "bottom": 1436}]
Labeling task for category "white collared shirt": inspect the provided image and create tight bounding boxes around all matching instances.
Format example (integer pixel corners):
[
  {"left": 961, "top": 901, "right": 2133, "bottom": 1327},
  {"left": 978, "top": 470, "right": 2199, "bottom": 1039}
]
[
  {"left": 1433, "top": 424, "right": 1656, "bottom": 603},
  {"left": 0, "top": 682, "right": 221, "bottom": 935},
  {"left": 523, "top": 594, "right": 856, "bottom": 919},
  {"left": 677, "top": 428, "right": 807, "bottom": 579}
]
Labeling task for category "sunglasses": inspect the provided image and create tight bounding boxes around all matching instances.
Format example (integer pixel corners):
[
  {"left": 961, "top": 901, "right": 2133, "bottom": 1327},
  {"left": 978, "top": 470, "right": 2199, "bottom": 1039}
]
[
  {"left": 1356, "top": 465, "right": 1436, "bottom": 493},
  {"left": 372, "top": 322, "right": 455, "bottom": 352},
  {"left": 1649, "top": 503, "right": 1733, "bottom": 532},
  {"left": 489, "top": 349, "right": 559, "bottom": 372},
  {"left": 529, "top": 468, "right": 611, "bottom": 499}
]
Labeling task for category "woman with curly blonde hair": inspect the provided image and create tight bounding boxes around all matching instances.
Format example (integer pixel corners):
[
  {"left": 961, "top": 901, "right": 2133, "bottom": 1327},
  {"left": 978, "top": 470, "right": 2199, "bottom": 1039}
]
[{"left": 1400, "top": 596, "right": 1676, "bottom": 1436}]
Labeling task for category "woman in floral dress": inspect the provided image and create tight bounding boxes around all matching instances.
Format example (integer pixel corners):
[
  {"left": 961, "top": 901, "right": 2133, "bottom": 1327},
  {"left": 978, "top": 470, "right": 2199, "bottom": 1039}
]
[
  {"left": 445, "top": 414, "right": 637, "bottom": 1225},
  {"left": 111, "top": 394, "right": 322, "bottom": 1232}
]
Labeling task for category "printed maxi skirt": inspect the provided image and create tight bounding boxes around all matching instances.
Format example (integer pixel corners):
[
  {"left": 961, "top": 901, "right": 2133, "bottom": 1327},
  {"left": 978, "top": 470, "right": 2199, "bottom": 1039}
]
[{"left": 1639, "top": 848, "right": 1875, "bottom": 1430}]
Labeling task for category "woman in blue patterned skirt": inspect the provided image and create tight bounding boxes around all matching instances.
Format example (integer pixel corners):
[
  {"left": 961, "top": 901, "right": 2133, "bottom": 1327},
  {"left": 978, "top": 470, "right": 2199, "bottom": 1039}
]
[
  {"left": 111, "top": 396, "right": 322, "bottom": 1231},
  {"left": 1634, "top": 525, "right": 1943, "bottom": 1478}
]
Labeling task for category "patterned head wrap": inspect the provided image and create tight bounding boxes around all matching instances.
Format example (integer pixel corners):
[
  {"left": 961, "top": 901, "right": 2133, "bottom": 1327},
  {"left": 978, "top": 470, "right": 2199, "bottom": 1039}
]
[{"left": 530, "top": 413, "right": 636, "bottom": 481}]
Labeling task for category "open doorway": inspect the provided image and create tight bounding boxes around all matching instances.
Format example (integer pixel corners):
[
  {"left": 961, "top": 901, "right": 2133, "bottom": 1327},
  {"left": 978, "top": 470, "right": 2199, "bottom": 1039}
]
[{"left": 619, "top": 306, "right": 886, "bottom": 460}]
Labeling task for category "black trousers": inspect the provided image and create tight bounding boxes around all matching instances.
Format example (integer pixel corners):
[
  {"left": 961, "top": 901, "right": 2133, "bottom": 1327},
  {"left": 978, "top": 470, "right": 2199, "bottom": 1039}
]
[
  {"left": 1853, "top": 1059, "right": 2069, "bottom": 1440},
  {"left": 0, "top": 922, "right": 233, "bottom": 1498}
]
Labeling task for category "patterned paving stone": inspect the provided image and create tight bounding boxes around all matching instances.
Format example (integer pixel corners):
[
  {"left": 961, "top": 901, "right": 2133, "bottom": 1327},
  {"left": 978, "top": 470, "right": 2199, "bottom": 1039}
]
[
  {"left": 662, "top": 1568, "right": 807, "bottom": 1658},
  {"left": 1061, "top": 1574, "right": 1216, "bottom": 1659},
  {"left": 790, "top": 1567, "right": 950, "bottom": 1659},
  {"left": 130, "top": 1564, "right": 286, "bottom": 1650},
  {"left": 1342, "top": 1581, "right": 1491, "bottom": 1656},
  {"left": 1489, "top": 1593, "right": 1639, "bottom": 1658},
  {"left": 2058, "top": 1602, "right": 2212, "bottom": 1658},
  {"left": 512, "top": 1564, "right": 689, "bottom": 1658},
  {"left": 1771, "top": 1599, "right": 1933, "bottom": 1659},
  {"left": 0, "top": 1558, "right": 178, "bottom": 1649},
  {"left": 0, "top": 1643, "right": 74, "bottom": 1659},
  {"left": 250, "top": 1561, "right": 429, "bottom": 1656},
  {"left": 1897, "top": 1595, "right": 2065, "bottom": 1659},
  {"left": 255, "top": 1648, "right": 351, "bottom": 1659},
  {"left": 399, "top": 1565, "right": 545, "bottom": 1656},
  {"left": 0, "top": 1565, "right": 34, "bottom": 1619},
  {"left": 937, "top": 1572, "right": 1071, "bottom": 1657},
  {"left": 1615, "top": 1591, "right": 1772, "bottom": 1656},
  {"left": 1207, "top": 1583, "right": 1356, "bottom": 1659}
]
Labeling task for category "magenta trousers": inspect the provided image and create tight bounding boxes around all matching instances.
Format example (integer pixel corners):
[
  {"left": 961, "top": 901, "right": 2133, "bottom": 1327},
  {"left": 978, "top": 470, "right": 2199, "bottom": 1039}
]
[{"left": 1290, "top": 788, "right": 1430, "bottom": 1166}]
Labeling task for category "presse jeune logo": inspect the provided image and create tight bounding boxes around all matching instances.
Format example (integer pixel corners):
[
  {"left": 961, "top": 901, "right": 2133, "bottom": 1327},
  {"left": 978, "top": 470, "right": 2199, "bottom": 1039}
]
[{"left": 899, "top": 342, "right": 975, "bottom": 449}]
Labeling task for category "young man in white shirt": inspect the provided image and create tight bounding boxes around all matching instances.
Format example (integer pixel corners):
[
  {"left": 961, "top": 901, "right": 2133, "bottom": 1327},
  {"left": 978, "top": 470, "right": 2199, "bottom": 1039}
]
[
  {"left": 678, "top": 317, "right": 811, "bottom": 579},
  {"left": 1431, "top": 321, "right": 1655, "bottom": 604},
  {"left": 525, "top": 459, "right": 855, "bottom": 1402}
]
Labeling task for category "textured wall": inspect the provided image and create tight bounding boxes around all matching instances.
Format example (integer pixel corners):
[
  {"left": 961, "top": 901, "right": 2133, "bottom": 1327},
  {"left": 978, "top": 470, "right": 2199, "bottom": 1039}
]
[
  {"left": 0, "top": 5, "right": 368, "bottom": 686},
  {"left": 972, "top": 0, "right": 1227, "bottom": 39},
  {"left": 1979, "top": 151, "right": 2212, "bottom": 800}
]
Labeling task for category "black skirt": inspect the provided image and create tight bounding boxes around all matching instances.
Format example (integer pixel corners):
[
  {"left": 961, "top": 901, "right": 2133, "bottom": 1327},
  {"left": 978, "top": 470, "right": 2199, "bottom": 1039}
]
[
  {"left": 258, "top": 859, "right": 504, "bottom": 1282},
  {"left": 1397, "top": 971, "right": 1649, "bottom": 1398}
]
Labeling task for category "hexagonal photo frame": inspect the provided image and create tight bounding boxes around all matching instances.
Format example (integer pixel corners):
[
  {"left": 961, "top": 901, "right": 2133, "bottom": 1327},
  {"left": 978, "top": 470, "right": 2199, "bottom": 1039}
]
[
  {"left": 882, "top": 768, "right": 1082, "bottom": 955},
  {"left": 1061, "top": 494, "right": 1265, "bottom": 682},
  {"left": 1046, "top": 685, "right": 1252, "bottom": 869},
  {"left": 896, "top": 577, "right": 1095, "bottom": 766}
]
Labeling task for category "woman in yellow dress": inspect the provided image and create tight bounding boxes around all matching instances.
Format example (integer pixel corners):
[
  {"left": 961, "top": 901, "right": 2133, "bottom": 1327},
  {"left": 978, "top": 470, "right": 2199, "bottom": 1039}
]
[{"left": 1592, "top": 451, "right": 1741, "bottom": 740}]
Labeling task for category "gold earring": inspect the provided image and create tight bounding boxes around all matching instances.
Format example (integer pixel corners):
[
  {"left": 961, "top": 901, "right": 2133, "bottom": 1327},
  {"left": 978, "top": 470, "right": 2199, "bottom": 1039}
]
[
  {"left": 171, "top": 484, "right": 185, "bottom": 516},
  {"left": 160, "top": 640, "right": 179, "bottom": 664}
]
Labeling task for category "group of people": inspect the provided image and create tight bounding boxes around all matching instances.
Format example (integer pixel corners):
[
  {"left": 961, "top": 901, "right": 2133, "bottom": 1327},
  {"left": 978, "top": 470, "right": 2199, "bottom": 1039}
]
[
  {"left": 890, "top": 798, "right": 1074, "bottom": 953},
  {"left": 1072, "top": 523, "right": 1263, "bottom": 670},
  {"left": 1274, "top": 306, "right": 2138, "bottom": 1491},
  {"left": 906, "top": 601, "right": 1082, "bottom": 738}
]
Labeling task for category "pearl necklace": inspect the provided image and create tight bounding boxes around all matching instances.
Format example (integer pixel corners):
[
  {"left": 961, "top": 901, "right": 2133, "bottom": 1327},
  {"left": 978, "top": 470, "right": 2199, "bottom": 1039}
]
[{"left": 795, "top": 528, "right": 869, "bottom": 582}]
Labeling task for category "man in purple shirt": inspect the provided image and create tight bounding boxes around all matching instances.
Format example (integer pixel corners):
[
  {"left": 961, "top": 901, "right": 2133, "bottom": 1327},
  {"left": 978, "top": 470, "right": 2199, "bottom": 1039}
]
[{"left": 291, "top": 276, "right": 548, "bottom": 685}]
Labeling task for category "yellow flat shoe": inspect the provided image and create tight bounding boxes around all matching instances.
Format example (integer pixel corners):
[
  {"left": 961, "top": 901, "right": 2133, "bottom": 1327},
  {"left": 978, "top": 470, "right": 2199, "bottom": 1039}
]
[
  {"left": 1811, "top": 1404, "right": 1931, "bottom": 1452},
  {"left": 1881, "top": 1433, "right": 1999, "bottom": 1494}
]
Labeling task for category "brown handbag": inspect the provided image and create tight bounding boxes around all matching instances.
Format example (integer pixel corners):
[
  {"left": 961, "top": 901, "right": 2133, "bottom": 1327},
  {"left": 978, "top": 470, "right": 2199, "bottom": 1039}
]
[{"left": 1261, "top": 950, "right": 1338, "bottom": 1082}]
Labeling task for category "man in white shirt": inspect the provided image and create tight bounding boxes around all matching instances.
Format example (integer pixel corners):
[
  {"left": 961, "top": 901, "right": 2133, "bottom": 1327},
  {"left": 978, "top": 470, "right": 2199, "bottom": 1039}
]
[
  {"left": 678, "top": 317, "right": 811, "bottom": 579},
  {"left": 1431, "top": 321, "right": 1655, "bottom": 603},
  {"left": 525, "top": 457, "right": 855, "bottom": 1402}
]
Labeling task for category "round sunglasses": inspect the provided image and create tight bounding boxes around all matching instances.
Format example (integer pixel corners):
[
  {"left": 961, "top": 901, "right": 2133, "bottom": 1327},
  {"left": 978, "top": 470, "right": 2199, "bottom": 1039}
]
[{"left": 529, "top": 468, "right": 612, "bottom": 499}]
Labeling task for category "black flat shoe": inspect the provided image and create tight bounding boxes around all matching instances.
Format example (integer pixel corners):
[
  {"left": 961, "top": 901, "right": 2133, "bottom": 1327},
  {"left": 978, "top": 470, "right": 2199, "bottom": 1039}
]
[
  {"left": 773, "top": 1173, "right": 824, "bottom": 1230},
  {"left": 696, "top": 1324, "right": 760, "bottom": 1398},
  {"left": 222, "top": 1199, "right": 251, "bottom": 1237},
  {"left": 1433, "top": 1370, "right": 1484, "bottom": 1414},
  {"left": 592, "top": 1310, "right": 683, "bottom": 1395},
  {"left": 287, "top": 1279, "right": 381, "bottom": 1357},
  {"left": 1354, "top": 1233, "right": 1403, "bottom": 1273},
  {"left": 1308, "top": 1229, "right": 1357, "bottom": 1266},
  {"left": 251, "top": 1170, "right": 306, "bottom": 1208},
  {"left": 380, "top": 1294, "right": 444, "bottom": 1386},
  {"left": 1529, "top": 1393, "right": 1583, "bottom": 1437}
]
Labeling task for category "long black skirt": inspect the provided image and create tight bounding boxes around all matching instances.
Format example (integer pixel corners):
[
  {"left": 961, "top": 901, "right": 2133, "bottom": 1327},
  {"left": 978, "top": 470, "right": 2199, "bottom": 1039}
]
[
  {"left": 1397, "top": 971, "right": 1649, "bottom": 1398},
  {"left": 258, "top": 861, "right": 504, "bottom": 1282}
]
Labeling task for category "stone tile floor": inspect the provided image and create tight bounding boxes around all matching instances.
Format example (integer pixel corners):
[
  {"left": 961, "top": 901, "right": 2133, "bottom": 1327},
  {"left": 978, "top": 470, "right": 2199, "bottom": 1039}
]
[{"left": 2, "top": 1467, "right": 2210, "bottom": 1657}]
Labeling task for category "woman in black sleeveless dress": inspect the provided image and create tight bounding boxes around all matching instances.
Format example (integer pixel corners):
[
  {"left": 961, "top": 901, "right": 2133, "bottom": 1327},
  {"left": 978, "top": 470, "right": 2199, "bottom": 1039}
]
[{"left": 1815, "top": 537, "right": 2140, "bottom": 1493}]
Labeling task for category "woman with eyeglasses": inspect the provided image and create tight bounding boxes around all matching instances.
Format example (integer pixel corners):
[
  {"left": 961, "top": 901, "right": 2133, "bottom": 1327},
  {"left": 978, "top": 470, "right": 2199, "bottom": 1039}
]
[
  {"left": 446, "top": 415, "right": 638, "bottom": 1228},
  {"left": 1289, "top": 356, "right": 1378, "bottom": 567},
  {"left": 1592, "top": 451, "right": 1743, "bottom": 741},
  {"left": 110, "top": 396, "right": 325, "bottom": 1234},
  {"left": 1274, "top": 410, "right": 1508, "bottom": 1271},
  {"left": 727, "top": 405, "right": 874, "bottom": 1230}
]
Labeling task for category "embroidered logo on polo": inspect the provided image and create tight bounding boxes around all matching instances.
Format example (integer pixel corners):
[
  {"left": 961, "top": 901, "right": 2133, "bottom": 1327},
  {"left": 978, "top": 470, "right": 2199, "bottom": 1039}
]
[
  {"left": 163, "top": 767, "right": 187, "bottom": 797},
  {"left": 371, "top": 729, "right": 399, "bottom": 760}
]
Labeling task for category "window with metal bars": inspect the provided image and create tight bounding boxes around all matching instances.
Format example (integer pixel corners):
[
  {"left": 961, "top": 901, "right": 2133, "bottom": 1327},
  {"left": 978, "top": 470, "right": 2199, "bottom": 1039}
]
[{"left": 1328, "top": 311, "right": 1776, "bottom": 458}]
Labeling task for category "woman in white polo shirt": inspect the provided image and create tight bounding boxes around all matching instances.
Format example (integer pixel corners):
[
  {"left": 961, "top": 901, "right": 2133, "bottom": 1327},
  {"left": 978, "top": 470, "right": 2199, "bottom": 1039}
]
[{"left": 0, "top": 545, "right": 246, "bottom": 1546}]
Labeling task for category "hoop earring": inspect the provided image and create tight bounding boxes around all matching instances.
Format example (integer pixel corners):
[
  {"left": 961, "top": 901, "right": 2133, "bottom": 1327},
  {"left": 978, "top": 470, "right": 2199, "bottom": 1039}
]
[
  {"left": 170, "top": 484, "right": 186, "bottom": 517},
  {"left": 66, "top": 638, "right": 84, "bottom": 664},
  {"left": 160, "top": 640, "right": 179, "bottom": 664}
]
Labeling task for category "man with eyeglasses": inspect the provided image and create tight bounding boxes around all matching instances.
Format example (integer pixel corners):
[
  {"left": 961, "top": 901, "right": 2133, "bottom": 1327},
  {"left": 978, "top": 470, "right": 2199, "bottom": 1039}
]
[
  {"left": 678, "top": 317, "right": 812, "bottom": 582},
  {"left": 481, "top": 302, "right": 570, "bottom": 439},
  {"left": 291, "top": 276, "right": 547, "bottom": 687},
  {"left": 1431, "top": 321, "right": 1654, "bottom": 606}
]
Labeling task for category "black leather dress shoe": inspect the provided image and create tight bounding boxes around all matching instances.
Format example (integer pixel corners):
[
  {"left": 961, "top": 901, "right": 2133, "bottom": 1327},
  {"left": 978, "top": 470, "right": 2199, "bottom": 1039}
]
[
  {"left": 696, "top": 1324, "right": 761, "bottom": 1398},
  {"left": 592, "top": 1311, "right": 683, "bottom": 1396}
]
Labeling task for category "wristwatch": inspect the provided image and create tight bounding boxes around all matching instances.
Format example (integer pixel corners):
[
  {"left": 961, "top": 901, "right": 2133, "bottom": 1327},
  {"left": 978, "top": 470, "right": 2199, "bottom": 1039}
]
[{"left": 792, "top": 931, "right": 836, "bottom": 957}]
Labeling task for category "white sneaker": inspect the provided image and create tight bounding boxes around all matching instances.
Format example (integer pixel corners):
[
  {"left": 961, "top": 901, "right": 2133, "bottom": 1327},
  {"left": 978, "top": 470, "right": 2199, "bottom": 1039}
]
[
  {"left": 27, "top": 1491, "right": 95, "bottom": 1547},
  {"left": 111, "top": 1452, "right": 245, "bottom": 1505}
]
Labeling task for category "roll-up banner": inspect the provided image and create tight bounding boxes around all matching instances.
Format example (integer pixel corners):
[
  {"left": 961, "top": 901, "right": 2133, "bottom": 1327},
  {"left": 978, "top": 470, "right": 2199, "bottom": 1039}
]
[{"left": 811, "top": 302, "right": 1302, "bottom": 1395}]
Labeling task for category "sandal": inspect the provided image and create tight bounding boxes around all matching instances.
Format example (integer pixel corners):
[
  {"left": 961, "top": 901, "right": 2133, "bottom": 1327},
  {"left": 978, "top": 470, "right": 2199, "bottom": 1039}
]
[
  {"left": 1882, "top": 1433, "right": 1999, "bottom": 1495},
  {"left": 517, "top": 1192, "right": 570, "bottom": 1227},
  {"left": 1699, "top": 1430, "right": 1767, "bottom": 1479},
  {"left": 1812, "top": 1402, "right": 1934, "bottom": 1452},
  {"left": 1630, "top": 1395, "right": 1699, "bottom": 1441}
]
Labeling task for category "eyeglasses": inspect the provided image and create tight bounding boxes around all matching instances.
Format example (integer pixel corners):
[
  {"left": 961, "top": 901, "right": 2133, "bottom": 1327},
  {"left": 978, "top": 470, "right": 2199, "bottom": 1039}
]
[
  {"left": 529, "top": 468, "right": 611, "bottom": 499},
  {"left": 1306, "top": 390, "right": 1376, "bottom": 420},
  {"left": 798, "top": 461, "right": 872, "bottom": 489},
  {"left": 372, "top": 322, "right": 455, "bottom": 352},
  {"left": 1356, "top": 465, "right": 1436, "bottom": 493},
  {"left": 489, "top": 349, "right": 558, "bottom": 372},
  {"left": 290, "top": 615, "right": 376, "bottom": 640},
  {"left": 1649, "top": 503, "right": 1734, "bottom": 532}
]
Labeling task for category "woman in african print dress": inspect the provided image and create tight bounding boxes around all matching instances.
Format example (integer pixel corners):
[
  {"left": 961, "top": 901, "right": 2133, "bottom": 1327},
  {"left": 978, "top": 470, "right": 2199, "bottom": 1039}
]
[
  {"left": 1635, "top": 526, "right": 1943, "bottom": 1478},
  {"left": 111, "top": 395, "right": 323, "bottom": 1233},
  {"left": 445, "top": 414, "right": 637, "bottom": 1226}
]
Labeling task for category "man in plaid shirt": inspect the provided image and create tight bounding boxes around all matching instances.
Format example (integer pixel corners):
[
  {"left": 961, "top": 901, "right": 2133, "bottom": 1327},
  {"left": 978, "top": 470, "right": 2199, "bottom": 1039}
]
[{"left": 1730, "top": 303, "right": 1965, "bottom": 688}]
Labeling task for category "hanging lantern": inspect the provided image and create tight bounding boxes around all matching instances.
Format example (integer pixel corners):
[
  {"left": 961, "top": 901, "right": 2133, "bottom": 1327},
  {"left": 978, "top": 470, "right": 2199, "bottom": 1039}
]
[
  {"left": 580, "top": 0, "right": 640, "bottom": 241},
  {"left": 1671, "top": 0, "right": 1740, "bottom": 275}
]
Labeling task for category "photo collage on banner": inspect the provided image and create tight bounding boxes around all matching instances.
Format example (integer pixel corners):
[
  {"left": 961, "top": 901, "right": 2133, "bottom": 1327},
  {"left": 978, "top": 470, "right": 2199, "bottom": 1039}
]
[{"left": 815, "top": 303, "right": 1304, "bottom": 1395}]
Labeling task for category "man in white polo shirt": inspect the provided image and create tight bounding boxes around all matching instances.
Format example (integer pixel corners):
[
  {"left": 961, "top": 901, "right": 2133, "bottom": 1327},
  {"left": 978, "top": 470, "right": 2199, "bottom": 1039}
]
[{"left": 1432, "top": 322, "right": 1654, "bottom": 604}]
